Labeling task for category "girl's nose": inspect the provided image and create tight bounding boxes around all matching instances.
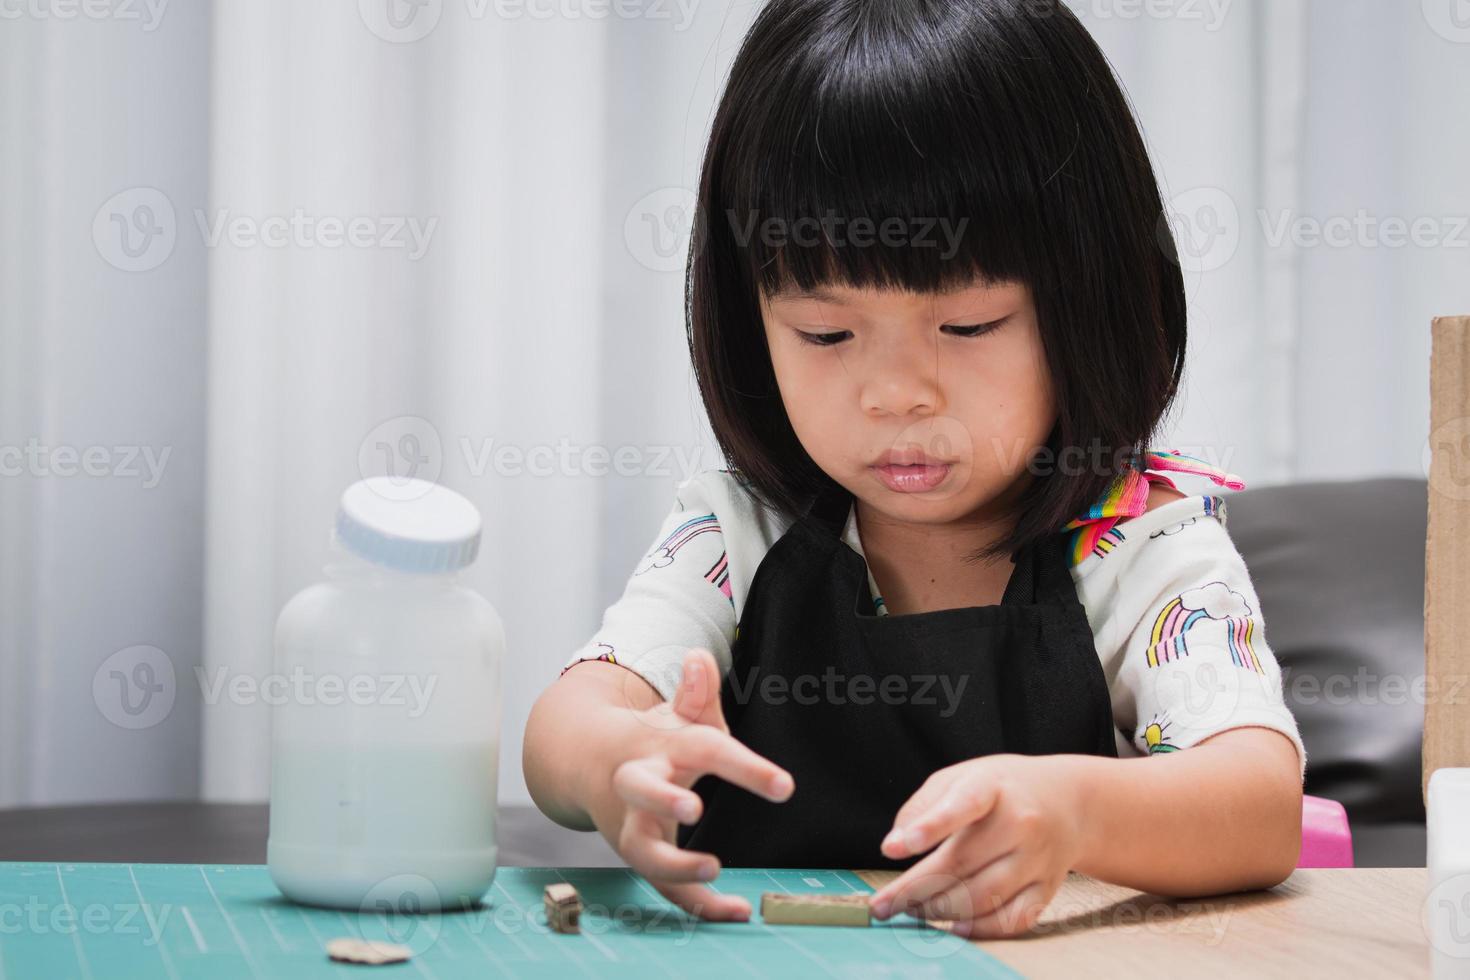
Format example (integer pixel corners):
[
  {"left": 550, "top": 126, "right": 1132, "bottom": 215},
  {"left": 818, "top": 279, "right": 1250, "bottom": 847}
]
[{"left": 860, "top": 367, "right": 942, "bottom": 418}]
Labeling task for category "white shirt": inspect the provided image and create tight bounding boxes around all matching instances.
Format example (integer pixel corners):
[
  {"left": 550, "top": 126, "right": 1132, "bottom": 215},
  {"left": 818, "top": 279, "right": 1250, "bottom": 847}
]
[{"left": 563, "top": 468, "right": 1306, "bottom": 780}]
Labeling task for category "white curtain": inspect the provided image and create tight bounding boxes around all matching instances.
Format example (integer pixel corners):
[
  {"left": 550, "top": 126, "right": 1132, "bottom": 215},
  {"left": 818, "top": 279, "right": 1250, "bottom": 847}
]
[
  {"left": 199, "top": 1, "right": 754, "bottom": 802},
  {"left": 0, "top": 0, "right": 1464, "bottom": 807},
  {"left": 1080, "top": 0, "right": 1470, "bottom": 485}
]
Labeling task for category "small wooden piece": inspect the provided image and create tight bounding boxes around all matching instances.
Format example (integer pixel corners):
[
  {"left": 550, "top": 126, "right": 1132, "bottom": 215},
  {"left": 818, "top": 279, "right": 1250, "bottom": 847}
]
[
  {"left": 325, "top": 937, "right": 412, "bottom": 965},
  {"left": 760, "top": 892, "right": 871, "bottom": 927},
  {"left": 544, "top": 882, "right": 582, "bottom": 934}
]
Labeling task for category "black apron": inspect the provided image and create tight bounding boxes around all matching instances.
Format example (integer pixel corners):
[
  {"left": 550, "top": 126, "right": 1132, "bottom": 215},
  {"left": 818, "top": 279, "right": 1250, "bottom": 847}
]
[{"left": 676, "top": 481, "right": 1118, "bottom": 869}]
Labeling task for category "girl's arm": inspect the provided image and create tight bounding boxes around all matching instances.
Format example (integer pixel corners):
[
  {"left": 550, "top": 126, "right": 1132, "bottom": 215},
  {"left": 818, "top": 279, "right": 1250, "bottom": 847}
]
[
  {"left": 523, "top": 659, "right": 663, "bottom": 832},
  {"left": 1070, "top": 725, "right": 1303, "bottom": 894},
  {"left": 868, "top": 725, "right": 1301, "bottom": 936},
  {"left": 523, "top": 650, "right": 795, "bottom": 923},
  {"left": 872, "top": 489, "right": 1306, "bottom": 935}
]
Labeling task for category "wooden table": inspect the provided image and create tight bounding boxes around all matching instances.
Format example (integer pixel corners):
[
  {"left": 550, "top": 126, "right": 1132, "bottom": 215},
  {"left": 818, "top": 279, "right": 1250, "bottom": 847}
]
[{"left": 858, "top": 868, "right": 1430, "bottom": 978}]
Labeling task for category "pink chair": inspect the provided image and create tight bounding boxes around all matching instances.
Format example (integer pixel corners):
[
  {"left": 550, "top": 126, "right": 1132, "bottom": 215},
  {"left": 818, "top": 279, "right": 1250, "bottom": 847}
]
[{"left": 1297, "top": 794, "right": 1354, "bottom": 868}]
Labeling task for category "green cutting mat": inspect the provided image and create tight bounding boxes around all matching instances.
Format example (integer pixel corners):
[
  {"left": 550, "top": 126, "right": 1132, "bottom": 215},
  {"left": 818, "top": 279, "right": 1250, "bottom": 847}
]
[{"left": 0, "top": 863, "right": 1022, "bottom": 979}]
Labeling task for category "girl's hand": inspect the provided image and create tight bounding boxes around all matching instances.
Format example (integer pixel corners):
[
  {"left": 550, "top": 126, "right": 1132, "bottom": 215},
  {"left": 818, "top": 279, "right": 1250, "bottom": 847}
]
[
  {"left": 868, "top": 753, "right": 1089, "bottom": 939},
  {"left": 589, "top": 647, "right": 795, "bottom": 922}
]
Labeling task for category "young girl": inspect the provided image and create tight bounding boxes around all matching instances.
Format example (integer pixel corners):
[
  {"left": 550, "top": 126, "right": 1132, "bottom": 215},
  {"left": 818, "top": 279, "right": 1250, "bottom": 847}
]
[{"left": 524, "top": 0, "right": 1304, "bottom": 939}]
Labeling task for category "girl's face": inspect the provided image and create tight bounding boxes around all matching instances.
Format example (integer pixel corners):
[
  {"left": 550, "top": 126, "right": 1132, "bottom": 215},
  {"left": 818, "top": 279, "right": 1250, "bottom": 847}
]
[{"left": 760, "top": 279, "right": 1056, "bottom": 527}]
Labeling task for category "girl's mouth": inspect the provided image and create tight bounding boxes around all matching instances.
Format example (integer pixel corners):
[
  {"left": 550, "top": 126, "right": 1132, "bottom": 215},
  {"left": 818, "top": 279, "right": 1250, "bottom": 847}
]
[{"left": 872, "top": 462, "right": 952, "bottom": 493}]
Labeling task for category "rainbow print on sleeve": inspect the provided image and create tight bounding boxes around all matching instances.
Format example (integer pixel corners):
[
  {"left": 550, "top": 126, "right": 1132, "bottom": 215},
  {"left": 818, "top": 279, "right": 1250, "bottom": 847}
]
[
  {"left": 705, "top": 551, "right": 733, "bottom": 607},
  {"left": 637, "top": 512, "right": 735, "bottom": 607},
  {"left": 637, "top": 514, "right": 722, "bottom": 574},
  {"left": 1145, "top": 581, "right": 1264, "bottom": 673}
]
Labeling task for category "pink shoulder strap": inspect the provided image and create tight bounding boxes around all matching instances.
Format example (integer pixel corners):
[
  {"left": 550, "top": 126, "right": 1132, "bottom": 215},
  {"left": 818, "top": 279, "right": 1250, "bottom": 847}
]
[{"left": 1064, "top": 449, "right": 1244, "bottom": 565}]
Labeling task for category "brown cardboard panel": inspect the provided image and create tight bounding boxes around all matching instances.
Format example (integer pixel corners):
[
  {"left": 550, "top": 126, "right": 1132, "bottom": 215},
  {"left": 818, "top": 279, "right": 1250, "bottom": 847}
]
[{"left": 1425, "top": 316, "right": 1470, "bottom": 802}]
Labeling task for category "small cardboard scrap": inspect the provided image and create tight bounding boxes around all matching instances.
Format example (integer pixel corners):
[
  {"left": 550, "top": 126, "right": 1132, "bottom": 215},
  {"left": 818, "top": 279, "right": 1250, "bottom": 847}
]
[
  {"left": 760, "top": 892, "right": 872, "bottom": 927},
  {"left": 544, "top": 882, "right": 582, "bottom": 934},
  {"left": 325, "top": 938, "right": 412, "bottom": 965}
]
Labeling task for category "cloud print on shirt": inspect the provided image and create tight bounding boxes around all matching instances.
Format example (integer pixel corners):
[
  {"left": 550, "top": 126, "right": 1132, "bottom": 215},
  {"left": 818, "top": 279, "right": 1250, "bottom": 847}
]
[{"left": 1145, "top": 581, "right": 1264, "bottom": 674}]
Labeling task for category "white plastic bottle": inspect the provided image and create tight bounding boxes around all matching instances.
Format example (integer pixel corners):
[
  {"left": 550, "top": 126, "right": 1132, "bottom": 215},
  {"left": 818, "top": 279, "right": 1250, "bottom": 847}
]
[{"left": 267, "top": 477, "right": 503, "bottom": 911}]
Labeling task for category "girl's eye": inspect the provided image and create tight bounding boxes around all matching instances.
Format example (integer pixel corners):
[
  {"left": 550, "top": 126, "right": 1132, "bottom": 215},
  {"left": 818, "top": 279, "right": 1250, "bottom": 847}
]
[
  {"left": 796, "top": 330, "right": 853, "bottom": 347},
  {"left": 942, "top": 320, "right": 1004, "bottom": 339}
]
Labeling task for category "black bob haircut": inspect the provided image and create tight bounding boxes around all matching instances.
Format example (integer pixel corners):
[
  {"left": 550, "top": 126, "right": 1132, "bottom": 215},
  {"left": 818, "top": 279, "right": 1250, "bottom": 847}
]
[{"left": 685, "top": 0, "right": 1187, "bottom": 564}]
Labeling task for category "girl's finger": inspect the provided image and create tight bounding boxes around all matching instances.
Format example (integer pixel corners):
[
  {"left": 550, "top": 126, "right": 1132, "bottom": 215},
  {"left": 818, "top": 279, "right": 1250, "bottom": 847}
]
[
  {"left": 956, "top": 880, "right": 1053, "bottom": 940},
  {"left": 889, "top": 770, "right": 954, "bottom": 832},
  {"left": 871, "top": 830, "right": 1007, "bottom": 919},
  {"left": 881, "top": 793, "right": 1023, "bottom": 903},
  {"left": 671, "top": 648, "right": 727, "bottom": 731},
  {"left": 618, "top": 810, "right": 722, "bottom": 883},
  {"left": 653, "top": 881, "right": 752, "bottom": 923},
  {"left": 881, "top": 776, "right": 1001, "bottom": 859},
  {"left": 670, "top": 725, "right": 794, "bottom": 803},
  {"left": 613, "top": 757, "right": 704, "bottom": 824},
  {"left": 912, "top": 851, "right": 1029, "bottom": 922}
]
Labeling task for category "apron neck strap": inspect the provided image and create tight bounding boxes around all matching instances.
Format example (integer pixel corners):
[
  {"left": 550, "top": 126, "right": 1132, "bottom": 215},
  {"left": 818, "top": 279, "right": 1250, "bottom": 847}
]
[
  {"left": 804, "top": 481, "right": 1043, "bottom": 605},
  {"left": 803, "top": 481, "right": 855, "bottom": 538}
]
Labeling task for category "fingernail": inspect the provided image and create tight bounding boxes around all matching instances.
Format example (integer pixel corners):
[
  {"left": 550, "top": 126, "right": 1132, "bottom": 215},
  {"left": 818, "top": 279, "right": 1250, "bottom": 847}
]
[
  {"left": 872, "top": 899, "right": 891, "bottom": 920},
  {"left": 675, "top": 799, "right": 699, "bottom": 823},
  {"left": 951, "top": 920, "right": 973, "bottom": 938},
  {"left": 699, "top": 861, "right": 719, "bottom": 881},
  {"left": 685, "top": 661, "right": 702, "bottom": 689},
  {"left": 769, "top": 773, "right": 793, "bottom": 799},
  {"left": 882, "top": 829, "right": 904, "bottom": 853},
  {"left": 903, "top": 827, "right": 927, "bottom": 852}
]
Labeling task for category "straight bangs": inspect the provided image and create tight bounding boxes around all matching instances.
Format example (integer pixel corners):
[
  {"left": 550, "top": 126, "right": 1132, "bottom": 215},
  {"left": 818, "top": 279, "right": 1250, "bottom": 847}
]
[{"left": 715, "top": 2, "right": 1057, "bottom": 301}]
